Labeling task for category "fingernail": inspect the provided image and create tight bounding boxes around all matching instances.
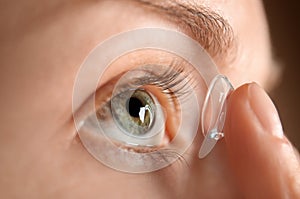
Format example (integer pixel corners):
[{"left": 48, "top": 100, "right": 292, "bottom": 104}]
[{"left": 248, "top": 83, "right": 284, "bottom": 138}]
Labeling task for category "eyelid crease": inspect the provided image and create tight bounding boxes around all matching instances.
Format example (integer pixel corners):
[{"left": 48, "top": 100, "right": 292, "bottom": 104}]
[{"left": 131, "top": 0, "right": 237, "bottom": 63}]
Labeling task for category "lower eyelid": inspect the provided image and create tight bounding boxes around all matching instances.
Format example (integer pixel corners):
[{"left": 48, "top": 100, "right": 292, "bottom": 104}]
[{"left": 78, "top": 125, "right": 183, "bottom": 166}]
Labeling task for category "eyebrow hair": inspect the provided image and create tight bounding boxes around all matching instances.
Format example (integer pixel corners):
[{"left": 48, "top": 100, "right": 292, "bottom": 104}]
[{"left": 131, "top": 0, "right": 236, "bottom": 62}]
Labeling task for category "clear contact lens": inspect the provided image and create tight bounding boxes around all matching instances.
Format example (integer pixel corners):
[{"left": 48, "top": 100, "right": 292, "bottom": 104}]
[{"left": 199, "top": 75, "right": 233, "bottom": 158}]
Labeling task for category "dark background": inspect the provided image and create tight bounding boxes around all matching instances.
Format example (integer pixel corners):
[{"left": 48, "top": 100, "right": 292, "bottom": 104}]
[{"left": 263, "top": 0, "right": 300, "bottom": 149}]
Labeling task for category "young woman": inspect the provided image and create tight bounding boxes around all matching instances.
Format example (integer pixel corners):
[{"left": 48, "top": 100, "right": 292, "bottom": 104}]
[{"left": 0, "top": 0, "right": 299, "bottom": 198}]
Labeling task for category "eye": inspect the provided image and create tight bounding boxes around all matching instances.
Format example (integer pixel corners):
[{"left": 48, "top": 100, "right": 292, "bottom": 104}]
[
  {"left": 94, "top": 63, "right": 186, "bottom": 150},
  {"left": 74, "top": 57, "right": 202, "bottom": 173}
]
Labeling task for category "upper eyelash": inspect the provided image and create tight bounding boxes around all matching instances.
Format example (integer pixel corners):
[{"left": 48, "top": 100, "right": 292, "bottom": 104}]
[{"left": 129, "top": 60, "right": 197, "bottom": 101}]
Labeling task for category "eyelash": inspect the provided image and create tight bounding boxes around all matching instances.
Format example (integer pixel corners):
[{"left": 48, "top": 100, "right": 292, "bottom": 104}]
[
  {"left": 123, "top": 60, "right": 197, "bottom": 101},
  {"left": 118, "top": 144, "right": 189, "bottom": 169}
]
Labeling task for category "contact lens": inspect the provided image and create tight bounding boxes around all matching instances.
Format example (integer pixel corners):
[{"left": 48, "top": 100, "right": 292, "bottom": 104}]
[{"left": 199, "top": 75, "right": 233, "bottom": 158}]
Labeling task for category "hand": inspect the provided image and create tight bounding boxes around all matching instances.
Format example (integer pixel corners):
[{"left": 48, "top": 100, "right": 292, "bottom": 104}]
[{"left": 224, "top": 83, "right": 300, "bottom": 198}]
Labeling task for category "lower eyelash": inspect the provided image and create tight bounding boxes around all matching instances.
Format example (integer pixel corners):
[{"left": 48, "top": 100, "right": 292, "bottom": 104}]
[
  {"left": 149, "top": 149, "right": 190, "bottom": 170},
  {"left": 114, "top": 141, "right": 190, "bottom": 169}
]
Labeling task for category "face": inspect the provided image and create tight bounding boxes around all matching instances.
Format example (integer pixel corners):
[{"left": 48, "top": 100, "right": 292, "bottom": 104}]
[{"left": 0, "top": 0, "right": 276, "bottom": 198}]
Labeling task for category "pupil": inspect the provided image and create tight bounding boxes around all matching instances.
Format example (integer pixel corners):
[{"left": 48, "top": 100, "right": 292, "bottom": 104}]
[{"left": 127, "top": 97, "right": 143, "bottom": 117}]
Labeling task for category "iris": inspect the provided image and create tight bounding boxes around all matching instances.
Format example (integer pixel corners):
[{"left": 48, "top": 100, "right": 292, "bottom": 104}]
[{"left": 112, "top": 89, "right": 155, "bottom": 136}]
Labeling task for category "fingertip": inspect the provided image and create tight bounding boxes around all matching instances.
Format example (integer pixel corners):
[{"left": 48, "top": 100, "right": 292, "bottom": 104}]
[
  {"left": 224, "top": 82, "right": 300, "bottom": 198},
  {"left": 224, "top": 83, "right": 254, "bottom": 147}
]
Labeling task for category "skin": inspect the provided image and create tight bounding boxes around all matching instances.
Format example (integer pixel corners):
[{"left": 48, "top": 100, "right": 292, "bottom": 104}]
[{"left": 0, "top": 0, "right": 299, "bottom": 198}]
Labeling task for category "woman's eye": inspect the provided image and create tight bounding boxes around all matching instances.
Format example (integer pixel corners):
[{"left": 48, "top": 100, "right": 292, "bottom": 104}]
[
  {"left": 74, "top": 51, "right": 203, "bottom": 173},
  {"left": 94, "top": 64, "right": 185, "bottom": 150},
  {"left": 72, "top": 28, "right": 226, "bottom": 172}
]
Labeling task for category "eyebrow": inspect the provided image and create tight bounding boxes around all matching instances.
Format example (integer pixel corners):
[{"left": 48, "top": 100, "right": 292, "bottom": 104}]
[{"left": 131, "top": 0, "right": 236, "bottom": 62}]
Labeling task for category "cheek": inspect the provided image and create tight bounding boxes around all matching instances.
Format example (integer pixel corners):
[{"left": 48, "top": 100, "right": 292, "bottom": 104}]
[{"left": 38, "top": 133, "right": 177, "bottom": 198}]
